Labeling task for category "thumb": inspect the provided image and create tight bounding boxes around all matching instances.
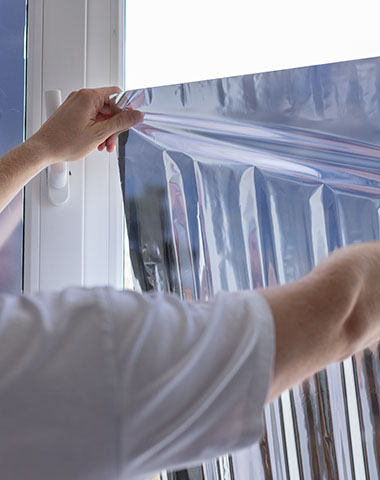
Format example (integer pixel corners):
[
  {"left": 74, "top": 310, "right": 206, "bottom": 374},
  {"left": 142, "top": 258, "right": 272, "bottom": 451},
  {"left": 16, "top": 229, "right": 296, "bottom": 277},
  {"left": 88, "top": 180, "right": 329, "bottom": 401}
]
[{"left": 100, "top": 109, "right": 144, "bottom": 138}]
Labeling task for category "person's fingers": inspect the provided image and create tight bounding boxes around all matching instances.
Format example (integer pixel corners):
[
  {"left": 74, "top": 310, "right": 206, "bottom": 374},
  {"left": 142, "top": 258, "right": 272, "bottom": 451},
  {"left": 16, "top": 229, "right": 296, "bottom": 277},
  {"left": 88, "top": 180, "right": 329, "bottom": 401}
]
[
  {"left": 95, "top": 111, "right": 112, "bottom": 123},
  {"left": 93, "top": 86, "right": 122, "bottom": 111},
  {"left": 96, "top": 109, "right": 144, "bottom": 139},
  {"left": 105, "top": 134, "right": 118, "bottom": 152},
  {"left": 106, "top": 142, "right": 115, "bottom": 153},
  {"left": 65, "top": 90, "right": 78, "bottom": 102},
  {"left": 99, "top": 104, "right": 113, "bottom": 116},
  {"left": 97, "top": 136, "right": 116, "bottom": 153},
  {"left": 98, "top": 141, "right": 106, "bottom": 151},
  {"left": 95, "top": 86, "right": 121, "bottom": 97},
  {"left": 71, "top": 87, "right": 121, "bottom": 114}
]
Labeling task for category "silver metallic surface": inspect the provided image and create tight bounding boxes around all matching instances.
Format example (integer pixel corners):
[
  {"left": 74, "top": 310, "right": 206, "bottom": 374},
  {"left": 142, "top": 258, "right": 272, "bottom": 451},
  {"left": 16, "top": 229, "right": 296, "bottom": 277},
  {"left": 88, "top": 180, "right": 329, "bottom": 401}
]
[{"left": 118, "top": 56, "right": 380, "bottom": 479}]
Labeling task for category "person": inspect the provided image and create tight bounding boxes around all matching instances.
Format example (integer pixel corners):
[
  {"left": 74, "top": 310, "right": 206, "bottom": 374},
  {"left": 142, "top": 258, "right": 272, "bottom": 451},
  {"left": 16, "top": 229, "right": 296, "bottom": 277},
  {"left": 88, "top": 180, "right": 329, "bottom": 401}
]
[{"left": 0, "top": 86, "right": 379, "bottom": 480}]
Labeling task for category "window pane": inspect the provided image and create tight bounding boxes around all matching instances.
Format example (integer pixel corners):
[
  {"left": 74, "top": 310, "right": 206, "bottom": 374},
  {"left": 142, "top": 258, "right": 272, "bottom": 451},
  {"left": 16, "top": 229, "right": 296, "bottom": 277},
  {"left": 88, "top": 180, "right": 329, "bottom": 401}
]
[
  {"left": 124, "top": 0, "right": 380, "bottom": 90},
  {"left": 0, "top": 0, "right": 26, "bottom": 294},
  {"left": 119, "top": 56, "right": 380, "bottom": 478}
]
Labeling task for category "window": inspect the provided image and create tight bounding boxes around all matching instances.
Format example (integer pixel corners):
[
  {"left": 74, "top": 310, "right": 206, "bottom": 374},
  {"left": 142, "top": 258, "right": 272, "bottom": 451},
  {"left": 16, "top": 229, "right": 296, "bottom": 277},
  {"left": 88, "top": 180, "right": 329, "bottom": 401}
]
[
  {"left": 0, "top": 0, "right": 26, "bottom": 295},
  {"left": 24, "top": 1, "right": 380, "bottom": 479}
]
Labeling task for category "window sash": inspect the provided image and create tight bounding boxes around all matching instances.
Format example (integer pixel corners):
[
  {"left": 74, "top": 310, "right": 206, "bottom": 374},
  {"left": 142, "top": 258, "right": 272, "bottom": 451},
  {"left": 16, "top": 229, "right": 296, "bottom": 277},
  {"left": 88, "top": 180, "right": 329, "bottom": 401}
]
[{"left": 24, "top": 0, "right": 125, "bottom": 293}]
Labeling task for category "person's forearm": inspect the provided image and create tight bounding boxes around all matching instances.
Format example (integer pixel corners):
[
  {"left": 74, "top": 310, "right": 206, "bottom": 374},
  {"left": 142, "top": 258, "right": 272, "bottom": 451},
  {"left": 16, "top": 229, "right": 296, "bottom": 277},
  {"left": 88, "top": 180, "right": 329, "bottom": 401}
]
[
  {"left": 261, "top": 246, "right": 365, "bottom": 402},
  {"left": 0, "top": 137, "right": 49, "bottom": 214}
]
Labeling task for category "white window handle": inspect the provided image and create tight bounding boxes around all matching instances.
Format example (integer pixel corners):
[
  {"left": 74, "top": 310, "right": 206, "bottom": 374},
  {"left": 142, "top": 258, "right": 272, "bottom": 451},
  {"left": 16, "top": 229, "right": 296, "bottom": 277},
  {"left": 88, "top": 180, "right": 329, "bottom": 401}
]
[{"left": 44, "top": 90, "right": 70, "bottom": 206}]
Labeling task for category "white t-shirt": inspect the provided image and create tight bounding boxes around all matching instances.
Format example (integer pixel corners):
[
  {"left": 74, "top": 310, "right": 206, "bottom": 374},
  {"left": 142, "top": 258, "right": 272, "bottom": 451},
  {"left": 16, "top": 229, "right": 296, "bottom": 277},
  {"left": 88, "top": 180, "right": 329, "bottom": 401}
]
[{"left": 0, "top": 287, "right": 274, "bottom": 480}]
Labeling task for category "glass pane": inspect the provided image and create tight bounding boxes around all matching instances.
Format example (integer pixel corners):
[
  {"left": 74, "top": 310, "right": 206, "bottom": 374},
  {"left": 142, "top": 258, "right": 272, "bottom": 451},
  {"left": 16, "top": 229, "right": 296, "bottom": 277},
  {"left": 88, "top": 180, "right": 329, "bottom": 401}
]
[
  {"left": 119, "top": 56, "right": 380, "bottom": 478},
  {"left": 124, "top": 0, "right": 379, "bottom": 90},
  {"left": 0, "top": 0, "right": 26, "bottom": 294}
]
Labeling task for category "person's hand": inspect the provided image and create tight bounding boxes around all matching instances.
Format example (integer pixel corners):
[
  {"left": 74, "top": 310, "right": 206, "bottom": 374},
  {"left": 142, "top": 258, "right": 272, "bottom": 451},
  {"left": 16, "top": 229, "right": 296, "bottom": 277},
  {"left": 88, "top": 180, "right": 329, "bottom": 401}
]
[
  {"left": 29, "top": 86, "right": 144, "bottom": 165},
  {"left": 310, "top": 242, "right": 380, "bottom": 356},
  {"left": 261, "top": 241, "right": 380, "bottom": 402}
]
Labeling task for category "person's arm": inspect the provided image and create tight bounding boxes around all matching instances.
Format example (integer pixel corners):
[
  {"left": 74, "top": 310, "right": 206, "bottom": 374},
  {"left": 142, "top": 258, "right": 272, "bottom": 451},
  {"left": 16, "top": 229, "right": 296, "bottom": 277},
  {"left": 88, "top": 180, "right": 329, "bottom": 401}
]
[
  {"left": 262, "top": 241, "right": 380, "bottom": 402},
  {"left": 0, "top": 138, "right": 48, "bottom": 214},
  {"left": 0, "top": 86, "right": 143, "bottom": 214}
]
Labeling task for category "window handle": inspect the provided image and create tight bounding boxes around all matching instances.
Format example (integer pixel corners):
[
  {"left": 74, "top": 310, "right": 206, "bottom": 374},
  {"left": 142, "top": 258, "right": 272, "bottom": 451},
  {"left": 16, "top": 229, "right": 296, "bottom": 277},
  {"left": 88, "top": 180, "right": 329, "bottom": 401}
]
[{"left": 44, "top": 90, "right": 70, "bottom": 206}]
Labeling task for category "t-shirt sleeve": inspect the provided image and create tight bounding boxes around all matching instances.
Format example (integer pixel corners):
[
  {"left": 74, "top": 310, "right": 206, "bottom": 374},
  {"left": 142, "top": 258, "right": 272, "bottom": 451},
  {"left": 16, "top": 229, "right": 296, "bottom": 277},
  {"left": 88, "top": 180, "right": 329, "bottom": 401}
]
[
  {"left": 105, "top": 288, "right": 275, "bottom": 479},
  {"left": 0, "top": 287, "right": 275, "bottom": 480}
]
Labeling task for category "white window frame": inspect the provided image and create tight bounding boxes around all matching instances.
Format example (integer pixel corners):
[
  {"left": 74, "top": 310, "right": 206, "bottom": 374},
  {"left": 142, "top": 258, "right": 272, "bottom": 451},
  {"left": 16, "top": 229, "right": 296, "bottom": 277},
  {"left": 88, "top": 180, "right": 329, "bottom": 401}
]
[{"left": 24, "top": 0, "right": 125, "bottom": 293}]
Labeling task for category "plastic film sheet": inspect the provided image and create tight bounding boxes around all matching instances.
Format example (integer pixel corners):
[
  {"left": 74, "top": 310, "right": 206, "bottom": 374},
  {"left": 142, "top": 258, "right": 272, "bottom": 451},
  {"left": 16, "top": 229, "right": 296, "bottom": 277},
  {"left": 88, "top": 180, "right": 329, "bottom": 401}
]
[{"left": 118, "top": 56, "right": 380, "bottom": 479}]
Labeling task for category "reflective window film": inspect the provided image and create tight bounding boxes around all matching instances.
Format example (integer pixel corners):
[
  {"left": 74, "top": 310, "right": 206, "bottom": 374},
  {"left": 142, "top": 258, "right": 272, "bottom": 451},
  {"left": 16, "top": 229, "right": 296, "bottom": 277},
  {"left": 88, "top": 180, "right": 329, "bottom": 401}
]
[
  {"left": 119, "top": 56, "right": 380, "bottom": 479},
  {"left": 0, "top": 0, "right": 26, "bottom": 294}
]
